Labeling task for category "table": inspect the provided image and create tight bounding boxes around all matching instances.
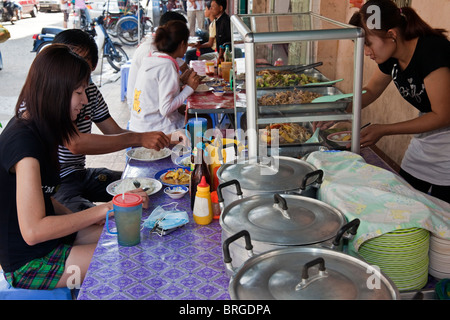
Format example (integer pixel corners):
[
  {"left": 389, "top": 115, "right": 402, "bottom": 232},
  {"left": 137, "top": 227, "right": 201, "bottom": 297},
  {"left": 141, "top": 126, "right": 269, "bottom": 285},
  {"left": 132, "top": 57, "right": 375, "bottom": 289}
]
[
  {"left": 186, "top": 91, "right": 246, "bottom": 130},
  {"left": 77, "top": 156, "right": 231, "bottom": 300},
  {"left": 186, "top": 91, "right": 246, "bottom": 114},
  {"left": 77, "top": 147, "right": 395, "bottom": 300}
]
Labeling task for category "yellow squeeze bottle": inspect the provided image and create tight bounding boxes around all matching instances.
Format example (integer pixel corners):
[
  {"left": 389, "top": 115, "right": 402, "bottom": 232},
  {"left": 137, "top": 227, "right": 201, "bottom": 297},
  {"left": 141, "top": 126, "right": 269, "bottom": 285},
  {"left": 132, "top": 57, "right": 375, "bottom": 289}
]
[{"left": 193, "top": 176, "right": 213, "bottom": 225}]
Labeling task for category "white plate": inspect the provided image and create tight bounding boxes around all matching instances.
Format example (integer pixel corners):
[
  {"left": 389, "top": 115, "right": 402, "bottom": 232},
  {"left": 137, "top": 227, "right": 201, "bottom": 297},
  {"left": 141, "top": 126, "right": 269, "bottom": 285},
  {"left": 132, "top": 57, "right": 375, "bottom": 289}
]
[
  {"left": 126, "top": 147, "right": 171, "bottom": 161},
  {"left": 107, "top": 178, "right": 162, "bottom": 196}
]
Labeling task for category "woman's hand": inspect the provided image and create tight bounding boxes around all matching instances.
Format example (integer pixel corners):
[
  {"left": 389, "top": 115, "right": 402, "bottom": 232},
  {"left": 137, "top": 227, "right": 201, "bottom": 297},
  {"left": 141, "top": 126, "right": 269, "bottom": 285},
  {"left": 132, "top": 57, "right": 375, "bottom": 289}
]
[
  {"left": 180, "top": 68, "right": 193, "bottom": 85},
  {"left": 187, "top": 71, "right": 201, "bottom": 90},
  {"left": 360, "top": 124, "right": 385, "bottom": 147}
]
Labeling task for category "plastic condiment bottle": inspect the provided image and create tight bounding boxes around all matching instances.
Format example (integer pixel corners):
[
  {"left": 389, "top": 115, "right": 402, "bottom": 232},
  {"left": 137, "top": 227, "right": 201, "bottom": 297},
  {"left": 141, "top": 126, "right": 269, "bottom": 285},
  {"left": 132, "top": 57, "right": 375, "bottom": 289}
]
[
  {"left": 210, "top": 191, "right": 220, "bottom": 220},
  {"left": 193, "top": 176, "right": 213, "bottom": 225},
  {"left": 224, "top": 45, "right": 231, "bottom": 62}
]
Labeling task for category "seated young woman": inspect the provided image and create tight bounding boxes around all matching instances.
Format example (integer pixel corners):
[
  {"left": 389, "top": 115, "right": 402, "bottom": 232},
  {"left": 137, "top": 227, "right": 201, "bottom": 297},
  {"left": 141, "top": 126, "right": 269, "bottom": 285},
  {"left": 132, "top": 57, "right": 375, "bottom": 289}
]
[
  {"left": 129, "top": 20, "right": 202, "bottom": 134},
  {"left": 0, "top": 45, "right": 148, "bottom": 290}
]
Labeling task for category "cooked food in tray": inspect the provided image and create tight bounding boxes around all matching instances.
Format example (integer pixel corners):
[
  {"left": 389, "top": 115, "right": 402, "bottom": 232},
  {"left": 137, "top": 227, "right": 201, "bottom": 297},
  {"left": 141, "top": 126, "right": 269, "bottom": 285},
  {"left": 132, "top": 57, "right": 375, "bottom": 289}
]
[
  {"left": 256, "top": 69, "right": 319, "bottom": 88},
  {"left": 258, "top": 88, "right": 322, "bottom": 106},
  {"left": 260, "top": 123, "right": 312, "bottom": 145}
]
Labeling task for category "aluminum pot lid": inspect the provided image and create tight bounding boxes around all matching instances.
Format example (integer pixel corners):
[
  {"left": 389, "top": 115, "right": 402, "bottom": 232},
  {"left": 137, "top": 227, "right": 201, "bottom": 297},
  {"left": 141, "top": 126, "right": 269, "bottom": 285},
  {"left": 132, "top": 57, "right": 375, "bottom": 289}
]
[
  {"left": 221, "top": 194, "right": 346, "bottom": 245},
  {"left": 217, "top": 156, "right": 318, "bottom": 192},
  {"left": 229, "top": 247, "right": 399, "bottom": 300}
]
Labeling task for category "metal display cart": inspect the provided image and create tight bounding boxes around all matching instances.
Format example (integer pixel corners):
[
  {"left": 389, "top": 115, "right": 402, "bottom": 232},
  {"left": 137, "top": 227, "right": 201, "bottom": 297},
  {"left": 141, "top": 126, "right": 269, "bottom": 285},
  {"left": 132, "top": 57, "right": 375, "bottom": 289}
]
[{"left": 230, "top": 12, "right": 365, "bottom": 158}]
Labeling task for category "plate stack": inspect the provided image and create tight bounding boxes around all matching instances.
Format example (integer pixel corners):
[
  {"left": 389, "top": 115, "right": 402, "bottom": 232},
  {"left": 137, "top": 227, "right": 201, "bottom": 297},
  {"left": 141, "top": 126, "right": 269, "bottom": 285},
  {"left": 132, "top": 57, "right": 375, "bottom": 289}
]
[
  {"left": 359, "top": 228, "right": 430, "bottom": 292},
  {"left": 429, "top": 235, "right": 450, "bottom": 280}
]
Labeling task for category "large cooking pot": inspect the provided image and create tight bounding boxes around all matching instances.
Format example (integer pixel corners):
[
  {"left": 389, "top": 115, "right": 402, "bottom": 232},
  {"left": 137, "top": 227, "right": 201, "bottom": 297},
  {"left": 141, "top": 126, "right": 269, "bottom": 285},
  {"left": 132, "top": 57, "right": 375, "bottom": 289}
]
[
  {"left": 216, "top": 156, "right": 324, "bottom": 206},
  {"left": 223, "top": 230, "right": 400, "bottom": 300},
  {"left": 217, "top": 191, "right": 360, "bottom": 271}
]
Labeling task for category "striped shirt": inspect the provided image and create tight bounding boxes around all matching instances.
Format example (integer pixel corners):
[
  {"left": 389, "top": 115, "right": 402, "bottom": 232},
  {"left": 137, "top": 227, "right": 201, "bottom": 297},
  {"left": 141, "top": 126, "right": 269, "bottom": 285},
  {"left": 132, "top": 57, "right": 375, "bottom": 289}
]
[{"left": 58, "top": 82, "right": 110, "bottom": 178}]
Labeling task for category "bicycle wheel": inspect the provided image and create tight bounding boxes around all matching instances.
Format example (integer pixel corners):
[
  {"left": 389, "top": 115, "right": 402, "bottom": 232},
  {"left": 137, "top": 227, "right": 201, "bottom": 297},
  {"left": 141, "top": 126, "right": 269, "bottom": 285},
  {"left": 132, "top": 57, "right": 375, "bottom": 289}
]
[
  {"left": 105, "top": 43, "right": 129, "bottom": 72},
  {"left": 116, "top": 16, "right": 143, "bottom": 46},
  {"left": 106, "top": 19, "right": 118, "bottom": 38}
]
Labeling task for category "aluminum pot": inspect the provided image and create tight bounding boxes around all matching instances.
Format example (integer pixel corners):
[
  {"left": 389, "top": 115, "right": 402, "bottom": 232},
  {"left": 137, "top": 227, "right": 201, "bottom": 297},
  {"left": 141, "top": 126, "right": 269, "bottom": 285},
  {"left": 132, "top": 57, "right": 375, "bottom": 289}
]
[
  {"left": 216, "top": 156, "right": 324, "bottom": 206},
  {"left": 223, "top": 230, "right": 400, "bottom": 300},
  {"left": 217, "top": 192, "right": 360, "bottom": 272}
]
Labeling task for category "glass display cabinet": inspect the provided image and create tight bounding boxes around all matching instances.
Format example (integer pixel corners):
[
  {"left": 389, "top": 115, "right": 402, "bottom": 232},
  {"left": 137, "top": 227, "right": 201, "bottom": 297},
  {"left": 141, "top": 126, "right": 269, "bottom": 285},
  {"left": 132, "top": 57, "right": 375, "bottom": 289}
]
[{"left": 230, "top": 12, "right": 365, "bottom": 158}]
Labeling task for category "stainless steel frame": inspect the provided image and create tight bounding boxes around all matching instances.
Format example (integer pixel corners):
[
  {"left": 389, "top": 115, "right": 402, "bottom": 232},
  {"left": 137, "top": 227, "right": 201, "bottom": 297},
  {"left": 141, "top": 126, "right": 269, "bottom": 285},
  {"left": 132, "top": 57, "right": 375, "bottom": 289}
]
[{"left": 231, "top": 12, "right": 365, "bottom": 158}]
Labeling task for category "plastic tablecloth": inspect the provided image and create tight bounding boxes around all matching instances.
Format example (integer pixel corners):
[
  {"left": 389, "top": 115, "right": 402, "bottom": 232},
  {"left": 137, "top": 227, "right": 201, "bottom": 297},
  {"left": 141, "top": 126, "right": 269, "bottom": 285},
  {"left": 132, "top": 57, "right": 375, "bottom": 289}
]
[{"left": 77, "top": 148, "right": 403, "bottom": 300}]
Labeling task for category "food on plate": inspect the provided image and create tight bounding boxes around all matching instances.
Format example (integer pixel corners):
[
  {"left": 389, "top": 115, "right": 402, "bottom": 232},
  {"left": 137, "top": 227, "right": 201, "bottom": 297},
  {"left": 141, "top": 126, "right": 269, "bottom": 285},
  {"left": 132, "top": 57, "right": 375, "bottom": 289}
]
[
  {"left": 337, "top": 134, "right": 351, "bottom": 141},
  {"left": 179, "top": 156, "right": 191, "bottom": 167},
  {"left": 330, "top": 132, "right": 351, "bottom": 142},
  {"left": 260, "top": 123, "right": 312, "bottom": 144},
  {"left": 161, "top": 168, "right": 191, "bottom": 185},
  {"left": 129, "top": 147, "right": 170, "bottom": 160},
  {"left": 258, "top": 88, "right": 322, "bottom": 106},
  {"left": 111, "top": 178, "right": 157, "bottom": 195},
  {"left": 256, "top": 70, "right": 319, "bottom": 88},
  {"left": 326, "top": 131, "right": 352, "bottom": 146},
  {"left": 195, "top": 84, "right": 210, "bottom": 92}
]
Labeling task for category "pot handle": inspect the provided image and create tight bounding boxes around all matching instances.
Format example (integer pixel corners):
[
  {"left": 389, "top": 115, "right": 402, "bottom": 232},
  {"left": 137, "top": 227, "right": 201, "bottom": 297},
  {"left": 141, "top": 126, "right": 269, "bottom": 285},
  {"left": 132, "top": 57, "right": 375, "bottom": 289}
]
[
  {"left": 222, "top": 230, "right": 254, "bottom": 273},
  {"left": 299, "top": 169, "right": 324, "bottom": 190},
  {"left": 295, "top": 257, "right": 329, "bottom": 291},
  {"left": 331, "top": 218, "right": 361, "bottom": 249},
  {"left": 217, "top": 179, "right": 243, "bottom": 212},
  {"left": 273, "top": 194, "right": 290, "bottom": 219}
]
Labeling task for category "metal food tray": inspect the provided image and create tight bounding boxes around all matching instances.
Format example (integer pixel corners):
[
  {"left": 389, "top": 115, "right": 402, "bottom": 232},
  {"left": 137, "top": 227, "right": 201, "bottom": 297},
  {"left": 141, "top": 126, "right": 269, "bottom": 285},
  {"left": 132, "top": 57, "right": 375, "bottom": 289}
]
[
  {"left": 267, "top": 144, "right": 327, "bottom": 158},
  {"left": 257, "top": 86, "right": 350, "bottom": 114},
  {"left": 256, "top": 69, "right": 332, "bottom": 90},
  {"left": 255, "top": 62, "right": 322, "bottom": 73},
  {"left": 259, "top": 122, "right": 323, "bottom": 148}
]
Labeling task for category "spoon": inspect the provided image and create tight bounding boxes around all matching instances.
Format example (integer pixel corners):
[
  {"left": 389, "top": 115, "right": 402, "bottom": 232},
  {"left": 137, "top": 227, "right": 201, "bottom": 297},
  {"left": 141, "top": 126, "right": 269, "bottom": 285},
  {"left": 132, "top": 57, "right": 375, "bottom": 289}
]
[
  {"left": 305, "top": 128, "right": 320, "bottom": 143},
  {"left": 303, "top": 78, "right": 344, "bottom": 87},
  {"left": 133, "top": 180, "right": 150, "bottom": 192},
  {"left": 311, "top": 90, "right": 366, "bottom": 103}
]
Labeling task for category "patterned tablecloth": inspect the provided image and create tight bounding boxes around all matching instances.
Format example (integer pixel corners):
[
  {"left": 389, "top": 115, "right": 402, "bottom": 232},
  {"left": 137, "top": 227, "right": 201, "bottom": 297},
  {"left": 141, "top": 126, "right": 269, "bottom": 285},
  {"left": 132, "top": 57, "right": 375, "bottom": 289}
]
[
  {"left": 77, "top": 148, "right": 395, "bottom": 300},
  {"left": 77, "top": 156, "right": 231, "bottom": 300}
]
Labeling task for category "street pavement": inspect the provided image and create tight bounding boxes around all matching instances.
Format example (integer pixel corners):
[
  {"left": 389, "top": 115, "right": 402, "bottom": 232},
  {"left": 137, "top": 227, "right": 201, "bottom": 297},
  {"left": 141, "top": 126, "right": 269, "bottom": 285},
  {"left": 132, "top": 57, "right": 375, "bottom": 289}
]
[{"left": 0, "top": 11, "right": 137, "bottom": 172}]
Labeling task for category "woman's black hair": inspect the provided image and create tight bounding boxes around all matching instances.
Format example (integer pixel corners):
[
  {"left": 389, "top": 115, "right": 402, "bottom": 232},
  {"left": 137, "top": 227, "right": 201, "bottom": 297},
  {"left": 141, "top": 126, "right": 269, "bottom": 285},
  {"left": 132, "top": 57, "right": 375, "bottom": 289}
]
[
  {"left": 154, "top": 20, "right": 189, "bottom": 53},
  {"left": 349, "top": 0, "right": 447, "bottom": 40},
  {"left": 15, "top": 44, "right": 91, "bottom": 166}
]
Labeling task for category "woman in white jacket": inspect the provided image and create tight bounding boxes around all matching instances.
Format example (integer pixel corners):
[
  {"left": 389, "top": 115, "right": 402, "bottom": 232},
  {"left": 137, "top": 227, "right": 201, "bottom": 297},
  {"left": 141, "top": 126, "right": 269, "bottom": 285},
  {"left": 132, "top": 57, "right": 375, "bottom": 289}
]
[{"left": 130, "top": 21, "right": 201, "bottom": 134}]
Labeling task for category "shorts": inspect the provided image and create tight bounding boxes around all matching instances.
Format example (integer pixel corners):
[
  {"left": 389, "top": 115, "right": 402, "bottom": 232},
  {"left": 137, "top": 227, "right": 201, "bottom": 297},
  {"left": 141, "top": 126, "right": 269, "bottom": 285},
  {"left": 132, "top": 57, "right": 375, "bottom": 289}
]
[
  {"left": 3, "top": 243, "right": 72, "bottom": 290},
  {"left": 63, "top": 9, "right": 69, "bottom": 22},
  {"left": 54, "top": 168, "right": 122, "bottom": 212}
]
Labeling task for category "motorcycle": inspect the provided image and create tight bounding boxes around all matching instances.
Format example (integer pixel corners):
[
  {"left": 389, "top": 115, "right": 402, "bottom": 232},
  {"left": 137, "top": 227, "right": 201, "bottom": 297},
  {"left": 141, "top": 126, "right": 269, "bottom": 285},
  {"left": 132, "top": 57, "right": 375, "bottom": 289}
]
[
  {"left": 31, "top": 17, "right": 128, "bottom": 72},
  {"left": 31, "top": 26, "right": 65, "bottom": 54},
  {"left": 1, "top": 0, "right": 16, "bottom": 25}
]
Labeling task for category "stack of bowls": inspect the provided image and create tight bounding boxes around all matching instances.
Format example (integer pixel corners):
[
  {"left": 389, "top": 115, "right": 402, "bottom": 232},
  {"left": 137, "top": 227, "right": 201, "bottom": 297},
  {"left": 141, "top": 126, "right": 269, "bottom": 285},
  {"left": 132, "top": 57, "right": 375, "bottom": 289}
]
[
  {"left": 429, "top": 234, "right": 450, "bottom": 280},
  {"left": 358, "top": 228, "right": 430, "bottom": 292}
]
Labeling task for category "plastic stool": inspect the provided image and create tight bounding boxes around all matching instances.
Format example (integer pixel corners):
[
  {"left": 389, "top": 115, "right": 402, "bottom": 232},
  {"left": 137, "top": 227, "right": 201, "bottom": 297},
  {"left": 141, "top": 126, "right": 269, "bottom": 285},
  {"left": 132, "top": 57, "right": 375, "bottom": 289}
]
[
  {"left": 208, "top": 113, "right": 217, "bottom": 128},
  {"left": 120, "top": 61, "right": 131, "bottom": 102},
  {"left": 0, "top": 271, "right": 73, "bottom": 300}
]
